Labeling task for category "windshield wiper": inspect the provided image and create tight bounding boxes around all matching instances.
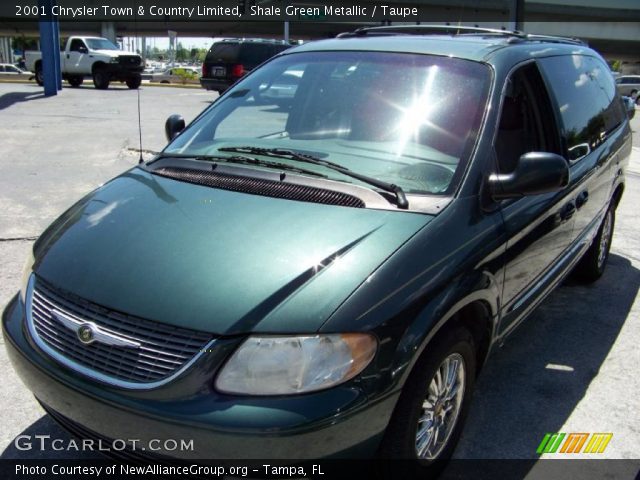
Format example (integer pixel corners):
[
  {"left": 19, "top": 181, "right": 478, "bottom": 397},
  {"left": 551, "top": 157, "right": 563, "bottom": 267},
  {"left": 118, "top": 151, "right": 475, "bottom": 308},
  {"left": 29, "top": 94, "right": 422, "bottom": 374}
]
[
  {"left": 219, "top": 146, "right": 409, "bottom": 209},
  {"left": 152, "top": 153, "right": 328, "bottom": 179}
]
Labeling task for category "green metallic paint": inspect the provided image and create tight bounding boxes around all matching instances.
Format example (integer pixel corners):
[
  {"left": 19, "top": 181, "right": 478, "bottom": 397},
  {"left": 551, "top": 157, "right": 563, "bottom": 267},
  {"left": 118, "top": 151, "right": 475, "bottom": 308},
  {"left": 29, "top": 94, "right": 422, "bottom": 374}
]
[{"left": 33, "top": 167, "right": 431, "bottom": 334}]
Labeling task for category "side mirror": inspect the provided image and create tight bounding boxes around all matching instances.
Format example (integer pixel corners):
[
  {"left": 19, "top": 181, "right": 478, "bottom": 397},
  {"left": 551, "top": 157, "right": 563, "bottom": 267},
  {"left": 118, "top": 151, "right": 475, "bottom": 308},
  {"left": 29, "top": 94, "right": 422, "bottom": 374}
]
[
  {"left": 165, "top": 114, "right": 185, "bottom": 142},
  {"left": 78, "top": 46, "right": 88, "bottom": 54},
  {"left": 489, "top": 152, "right": 569, "bottom": 200}
]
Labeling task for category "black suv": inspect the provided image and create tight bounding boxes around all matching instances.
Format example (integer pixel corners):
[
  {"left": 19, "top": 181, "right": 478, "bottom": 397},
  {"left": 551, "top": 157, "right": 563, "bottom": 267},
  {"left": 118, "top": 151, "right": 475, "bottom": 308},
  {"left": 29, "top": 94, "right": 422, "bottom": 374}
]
[{"left": 200, "top": 38, "right": 292, "bottom": 93}]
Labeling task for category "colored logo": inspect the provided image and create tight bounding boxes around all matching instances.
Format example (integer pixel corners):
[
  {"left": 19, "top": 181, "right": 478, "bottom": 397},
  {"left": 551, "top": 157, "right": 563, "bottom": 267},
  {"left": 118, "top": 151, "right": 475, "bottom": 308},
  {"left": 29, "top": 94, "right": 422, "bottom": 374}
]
[
  {"left": 537, "top": 433, "right": 613, "bottom": 454},
  {"left": 77, "top": 324, "right": 95, "bottom": 345}
]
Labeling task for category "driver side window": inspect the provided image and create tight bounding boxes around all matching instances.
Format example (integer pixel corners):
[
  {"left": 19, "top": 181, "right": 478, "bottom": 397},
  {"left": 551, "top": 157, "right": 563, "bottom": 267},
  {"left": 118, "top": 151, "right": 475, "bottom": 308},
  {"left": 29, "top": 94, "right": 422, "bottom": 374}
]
[{"left": 495, "top": 63, "right": 559, "bottom": 173}]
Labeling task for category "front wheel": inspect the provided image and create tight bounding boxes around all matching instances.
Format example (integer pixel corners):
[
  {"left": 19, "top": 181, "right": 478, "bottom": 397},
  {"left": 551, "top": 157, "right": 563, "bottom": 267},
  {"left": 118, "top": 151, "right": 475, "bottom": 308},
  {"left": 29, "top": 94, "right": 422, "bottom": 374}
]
[
  {"left": 379, "top": 327, "right": 476, "bottom": 475},
  {"left": 573, "top": 205, "right": 615, "bottom": 282},
  {"left": 93, "top": 69, "right": 110, "bottom": 90}
]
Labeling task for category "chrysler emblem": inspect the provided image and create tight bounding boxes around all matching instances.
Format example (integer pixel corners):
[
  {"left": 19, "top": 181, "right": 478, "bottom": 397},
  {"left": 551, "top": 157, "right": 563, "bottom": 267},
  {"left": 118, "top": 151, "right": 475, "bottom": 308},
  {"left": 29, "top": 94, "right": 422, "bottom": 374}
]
[
  {"left": 51, "top": 309, "right": 141, "bottom": 349},
  {"left": 77, "top": 324, "right": 95, "bottom": 345}
]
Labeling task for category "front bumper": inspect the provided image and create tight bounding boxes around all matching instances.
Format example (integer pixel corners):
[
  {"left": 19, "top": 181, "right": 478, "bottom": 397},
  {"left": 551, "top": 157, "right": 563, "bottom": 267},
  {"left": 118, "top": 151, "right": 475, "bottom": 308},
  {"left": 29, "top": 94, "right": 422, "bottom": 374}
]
[
  {"left": 103, "top": 64, "right": 143, "bottom": 78},
  {"left": 3, "top": 295, "right": 396, "bottom": 459}
]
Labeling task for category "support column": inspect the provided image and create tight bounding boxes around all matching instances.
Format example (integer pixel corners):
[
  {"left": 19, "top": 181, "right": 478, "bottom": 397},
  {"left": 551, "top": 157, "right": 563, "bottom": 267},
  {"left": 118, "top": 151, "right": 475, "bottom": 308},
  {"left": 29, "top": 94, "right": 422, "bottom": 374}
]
[
  {"left": 37, "top": 0, "right": 61, "bottom": 96},
  {"left": 101, "top": 22, "right": 117, "bottom": 44}
]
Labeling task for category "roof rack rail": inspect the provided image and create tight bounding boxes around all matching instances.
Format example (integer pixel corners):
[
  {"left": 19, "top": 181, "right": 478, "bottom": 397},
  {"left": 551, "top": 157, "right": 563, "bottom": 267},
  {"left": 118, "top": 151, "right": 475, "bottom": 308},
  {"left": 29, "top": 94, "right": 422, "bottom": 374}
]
[
  {"left": 337, "top": 25, "right": 586, "bottom": 46},
  {"left": 337, "top": 25, "right": 526, "bottom": 38}
]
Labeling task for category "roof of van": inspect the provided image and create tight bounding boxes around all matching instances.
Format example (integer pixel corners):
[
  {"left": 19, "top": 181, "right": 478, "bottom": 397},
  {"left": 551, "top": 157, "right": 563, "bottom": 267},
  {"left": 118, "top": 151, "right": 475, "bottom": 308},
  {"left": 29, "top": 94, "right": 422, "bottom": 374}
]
[{"left": 287, "top": 27, "right": 596, "bottom": 64}]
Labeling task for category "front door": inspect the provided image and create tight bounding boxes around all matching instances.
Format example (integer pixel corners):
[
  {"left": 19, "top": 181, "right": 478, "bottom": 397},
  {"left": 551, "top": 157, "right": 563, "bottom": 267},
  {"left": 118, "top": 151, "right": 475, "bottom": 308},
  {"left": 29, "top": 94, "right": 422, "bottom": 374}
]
[{"left": 494, "top": 62, "right": 577, "bottom": 337}]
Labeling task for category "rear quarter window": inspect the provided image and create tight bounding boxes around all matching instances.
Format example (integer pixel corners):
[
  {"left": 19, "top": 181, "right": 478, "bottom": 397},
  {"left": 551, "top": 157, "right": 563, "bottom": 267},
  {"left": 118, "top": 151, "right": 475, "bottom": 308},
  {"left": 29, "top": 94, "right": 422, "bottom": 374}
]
[{"left": 538, "top": 55, "right": 626, "bottom": 161}]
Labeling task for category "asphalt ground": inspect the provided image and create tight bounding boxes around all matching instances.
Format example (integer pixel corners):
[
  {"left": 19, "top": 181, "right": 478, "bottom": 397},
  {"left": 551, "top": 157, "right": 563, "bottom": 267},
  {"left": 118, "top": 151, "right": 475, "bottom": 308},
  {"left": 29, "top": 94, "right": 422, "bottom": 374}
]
[{"left": 0, "top": 83, "right": 638, "bottom": 473}]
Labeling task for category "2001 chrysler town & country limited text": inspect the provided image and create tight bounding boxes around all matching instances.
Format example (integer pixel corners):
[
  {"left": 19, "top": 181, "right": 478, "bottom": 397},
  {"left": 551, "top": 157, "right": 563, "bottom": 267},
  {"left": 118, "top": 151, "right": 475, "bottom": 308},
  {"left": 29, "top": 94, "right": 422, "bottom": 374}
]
[{"left": 3, "top": 26, "right": 632, "bottom": 471}]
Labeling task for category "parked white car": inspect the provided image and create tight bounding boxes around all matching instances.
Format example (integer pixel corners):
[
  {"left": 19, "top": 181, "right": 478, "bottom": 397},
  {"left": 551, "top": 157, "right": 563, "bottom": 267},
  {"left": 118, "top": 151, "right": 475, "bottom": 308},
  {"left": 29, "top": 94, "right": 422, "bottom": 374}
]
[
  {"left": 0, "top": 64, "right": 34, "bottom": 81},
  {"left": 151, "top": 67, "right": 200, "bottom": 85}
]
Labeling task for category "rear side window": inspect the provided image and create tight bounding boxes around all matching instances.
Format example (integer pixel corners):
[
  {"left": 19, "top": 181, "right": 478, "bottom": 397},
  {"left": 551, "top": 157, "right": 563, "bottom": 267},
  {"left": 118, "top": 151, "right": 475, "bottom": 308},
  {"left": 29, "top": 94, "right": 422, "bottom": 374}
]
[{"left": 539, "top": 55, "right": 626, "bottom": 161}]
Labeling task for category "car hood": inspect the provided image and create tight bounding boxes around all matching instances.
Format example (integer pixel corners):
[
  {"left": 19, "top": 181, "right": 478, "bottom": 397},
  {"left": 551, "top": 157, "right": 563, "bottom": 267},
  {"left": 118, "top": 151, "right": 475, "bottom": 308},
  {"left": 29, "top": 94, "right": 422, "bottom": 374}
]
[{"left": 33, "top": 168, "right": 431, "bottom": 334}]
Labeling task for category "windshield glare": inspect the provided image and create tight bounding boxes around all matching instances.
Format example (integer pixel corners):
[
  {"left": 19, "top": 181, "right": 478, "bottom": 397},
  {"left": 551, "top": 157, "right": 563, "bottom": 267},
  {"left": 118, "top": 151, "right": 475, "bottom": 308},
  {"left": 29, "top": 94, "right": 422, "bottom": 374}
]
[
  {"left": 166, "top": 51, "right": 490, "bottom": 195},
  {"left": 86, "top": 38, "right": 119, "bottom": 50}
]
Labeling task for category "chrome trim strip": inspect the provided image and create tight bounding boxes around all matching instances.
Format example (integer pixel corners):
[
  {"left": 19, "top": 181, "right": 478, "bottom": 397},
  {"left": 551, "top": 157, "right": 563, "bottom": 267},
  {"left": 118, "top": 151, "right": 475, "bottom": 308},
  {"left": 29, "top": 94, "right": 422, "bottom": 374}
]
[{"left": 25, "top": 274, "right": 216, "bottom": 390}]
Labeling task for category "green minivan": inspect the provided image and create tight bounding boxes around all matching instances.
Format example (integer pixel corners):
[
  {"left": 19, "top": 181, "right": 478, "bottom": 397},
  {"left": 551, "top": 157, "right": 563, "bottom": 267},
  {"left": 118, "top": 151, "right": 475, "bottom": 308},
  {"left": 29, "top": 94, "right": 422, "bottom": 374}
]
[{"left": 3, "top": 26, "right": 631, "bottom": 472}]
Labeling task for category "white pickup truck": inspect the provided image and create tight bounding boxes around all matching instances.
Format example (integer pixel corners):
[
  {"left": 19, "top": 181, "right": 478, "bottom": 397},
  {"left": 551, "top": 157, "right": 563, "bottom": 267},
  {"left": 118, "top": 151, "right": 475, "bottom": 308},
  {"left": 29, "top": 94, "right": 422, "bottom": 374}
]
[{"left": 25, "top": 36, "right": 143, "bottom": 90}]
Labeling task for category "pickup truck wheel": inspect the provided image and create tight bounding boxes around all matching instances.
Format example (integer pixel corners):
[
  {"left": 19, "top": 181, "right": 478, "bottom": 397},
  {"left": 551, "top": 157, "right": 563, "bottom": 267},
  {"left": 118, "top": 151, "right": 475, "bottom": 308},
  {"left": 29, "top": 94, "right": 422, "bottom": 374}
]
[
  {"left": 574, "top": 205, "right": 615, "bottom": 283},
  {"left": 67, "top": 76, "right": 83, "bottom": 87},
  {"left": 126, "top": 75, "right": 142, "bottom": 89},
  {"left": 379, "top": 327, "right": 476, "bottom": 476},
  {"left": 35, "top": 65, "right": 44, "bottom": 86},
  {"left": 93, "top": 69, "right": 110, "bottom": 90}
]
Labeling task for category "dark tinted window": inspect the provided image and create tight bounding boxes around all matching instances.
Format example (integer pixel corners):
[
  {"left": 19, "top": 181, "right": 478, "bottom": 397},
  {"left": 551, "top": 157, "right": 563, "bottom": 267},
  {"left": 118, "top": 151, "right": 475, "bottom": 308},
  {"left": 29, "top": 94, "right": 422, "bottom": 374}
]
[
  {"left": 69, "top": 39, "right": 87, "bottom": 52},
  {"left": 620, "top": 76, "right": 640, "bottom": 84},
  {"left": 539, "top": 55, "right": 625, "bottom": 161},
  {"left": 239, "top": 44, "right": 273, "bottom": 66},
  {"left": 206, "top": 43, "right": 240, "bottom": 63}
]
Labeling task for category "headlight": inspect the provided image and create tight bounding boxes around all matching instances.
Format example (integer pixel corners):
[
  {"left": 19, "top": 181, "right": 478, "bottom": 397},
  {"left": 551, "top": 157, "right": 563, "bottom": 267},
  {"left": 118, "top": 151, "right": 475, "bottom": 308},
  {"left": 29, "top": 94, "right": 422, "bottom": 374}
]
[
  {"left": 19, "top": 249, "right": 35, "bottom": 303},
  {"left": 215, "top": 334, "right": 377, "bottom": 395}
]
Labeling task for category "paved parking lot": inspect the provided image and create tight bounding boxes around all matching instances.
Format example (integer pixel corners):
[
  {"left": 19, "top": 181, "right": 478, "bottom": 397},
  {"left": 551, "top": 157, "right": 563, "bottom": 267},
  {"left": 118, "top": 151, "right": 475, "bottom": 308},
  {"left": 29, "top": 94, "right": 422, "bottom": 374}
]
[{"left": 0, "top": 83, "right": 638, "bottom": 469}]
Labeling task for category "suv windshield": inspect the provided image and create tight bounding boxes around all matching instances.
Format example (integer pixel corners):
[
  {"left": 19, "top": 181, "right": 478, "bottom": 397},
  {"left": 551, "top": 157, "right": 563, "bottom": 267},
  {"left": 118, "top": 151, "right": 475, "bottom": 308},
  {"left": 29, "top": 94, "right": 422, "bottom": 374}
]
[
  {"left": 166, "top": 51, "right": 491, "bottom": 195},
  {"left": 86, "top": 38, "right": 119, "bottom": 50}
]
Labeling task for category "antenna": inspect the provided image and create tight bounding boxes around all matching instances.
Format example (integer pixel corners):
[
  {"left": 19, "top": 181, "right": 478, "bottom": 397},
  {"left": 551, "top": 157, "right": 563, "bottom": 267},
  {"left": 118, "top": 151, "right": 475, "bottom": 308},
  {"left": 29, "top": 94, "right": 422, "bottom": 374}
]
[{"left": 134, "top": 10, "right": 144, "bottom": 164}]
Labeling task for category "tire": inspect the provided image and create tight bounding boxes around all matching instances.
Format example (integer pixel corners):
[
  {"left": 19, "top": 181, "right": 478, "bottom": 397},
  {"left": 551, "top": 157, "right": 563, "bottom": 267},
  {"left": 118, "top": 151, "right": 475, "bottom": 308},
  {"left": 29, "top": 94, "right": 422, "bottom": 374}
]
[
  {"left": 67, "top": 76, "right": 83, "bottom": 87},
  {"left": 126, "top": 75, "right": 142, "bottom": 89},
  {"left": 92, "top": 69, "right": 110, "bottom": 90},
  {"left": 379, "top": 327, "right": 476, "bottom": 477},
  {"left": 35, "top": 64, "right": 44, "bottom": 86},
  {"left": 160, "top": 80, "right": 170, "bottom": 84},
  {"left": 573, "top": 205, "right": 615, "bottom": 283}
]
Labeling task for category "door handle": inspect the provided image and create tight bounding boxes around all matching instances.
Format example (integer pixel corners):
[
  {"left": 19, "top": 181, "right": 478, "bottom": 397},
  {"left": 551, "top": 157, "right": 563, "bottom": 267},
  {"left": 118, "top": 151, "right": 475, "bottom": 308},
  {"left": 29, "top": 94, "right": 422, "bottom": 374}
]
[
  {"left": 576, "top": 191, "right": 589, "bottom": 209},
  {"left": 66, "top": 54, "right": 69, "bottom": 59},
  {"left": 560, "top": 201, "right": 576, "bottom": 221}
]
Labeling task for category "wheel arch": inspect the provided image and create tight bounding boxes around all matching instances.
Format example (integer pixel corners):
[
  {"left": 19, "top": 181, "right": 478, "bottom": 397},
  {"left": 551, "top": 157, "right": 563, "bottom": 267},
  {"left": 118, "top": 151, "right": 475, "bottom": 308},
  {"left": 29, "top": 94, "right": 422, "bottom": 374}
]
[
  {"left": 91, "top": 61, "right": 107, "bottom": 74},
  {"left": 398, "top": 292, "right": 498, "bottom": 390}
]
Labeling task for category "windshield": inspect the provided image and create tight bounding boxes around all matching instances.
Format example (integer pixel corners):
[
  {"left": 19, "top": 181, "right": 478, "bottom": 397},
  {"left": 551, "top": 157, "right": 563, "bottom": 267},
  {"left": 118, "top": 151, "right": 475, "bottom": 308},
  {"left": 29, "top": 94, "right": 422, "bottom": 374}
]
[
  {"left": 86, "top": 38, "right": 119, "bottom": 51},
  {"left": 165, "top": 51, "right": 490, "bottom": 195}
]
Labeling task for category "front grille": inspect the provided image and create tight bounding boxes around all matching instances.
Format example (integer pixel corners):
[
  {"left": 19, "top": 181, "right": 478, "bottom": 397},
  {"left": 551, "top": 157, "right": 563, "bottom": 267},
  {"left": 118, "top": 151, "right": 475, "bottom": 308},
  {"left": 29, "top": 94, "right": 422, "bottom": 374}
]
[
  {"left": 154, "top": 167, "right": 366, "bottom": 208},
  {"left": 28, "top": 277, "right": 213, "bottom": 385},
  {"left": 118, "top": 55, "right": 141, "bottom": 66}
]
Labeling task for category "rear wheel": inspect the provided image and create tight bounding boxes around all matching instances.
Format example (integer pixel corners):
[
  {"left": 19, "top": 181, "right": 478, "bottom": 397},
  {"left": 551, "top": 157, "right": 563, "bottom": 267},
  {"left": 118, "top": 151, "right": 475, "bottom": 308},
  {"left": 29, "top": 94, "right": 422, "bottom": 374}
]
[
  {"left": 35, "top": 64, "right": 44, "bottom": 86},
  {"left": 92, "top": 69, "right": 110, "bottom": 90},
  {"left": 573, "top": 205, "right": 615, "bottom": 282},
  {"left": 126, "top": 75, "right": 142, "bottom": 89},
  {"left": 379, "top": 327, "right": 476, "bottom": 477}
]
